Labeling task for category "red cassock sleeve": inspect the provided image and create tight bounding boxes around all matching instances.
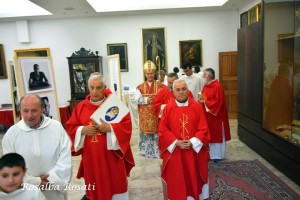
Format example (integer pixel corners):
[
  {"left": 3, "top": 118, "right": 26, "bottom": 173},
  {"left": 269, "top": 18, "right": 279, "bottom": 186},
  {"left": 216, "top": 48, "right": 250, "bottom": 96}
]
[
  {"left": 110, "top": 112, "right": 135, "bottom": 175},
  {"left": 152, "top": 87, "right": 168, "bottom": 117},
  {"left": 202, "top": 81, "right": 225, "bottom": 116},
  {"left": 65, "top": 101, "right": 90, "bottom": 155}
]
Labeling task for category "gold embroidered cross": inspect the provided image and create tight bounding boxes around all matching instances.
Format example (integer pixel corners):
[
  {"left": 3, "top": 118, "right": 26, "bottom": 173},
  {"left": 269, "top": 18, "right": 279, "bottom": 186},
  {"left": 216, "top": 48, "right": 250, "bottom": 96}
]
[
  {"left": 179, "top": 114, "right": 189, "bottom": 140},
  {"left": 89, "top": 121, "right": 102, "bottom": 143}
]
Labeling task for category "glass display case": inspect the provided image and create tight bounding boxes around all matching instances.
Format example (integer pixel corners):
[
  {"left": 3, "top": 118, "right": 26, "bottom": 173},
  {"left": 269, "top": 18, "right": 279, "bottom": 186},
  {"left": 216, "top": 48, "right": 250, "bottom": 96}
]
[
  {"left": 263, "top": 0, "right": 300, "bottom": 147},
  {"left": 67, "top": 47, "right": 102, "bottom": 112}
]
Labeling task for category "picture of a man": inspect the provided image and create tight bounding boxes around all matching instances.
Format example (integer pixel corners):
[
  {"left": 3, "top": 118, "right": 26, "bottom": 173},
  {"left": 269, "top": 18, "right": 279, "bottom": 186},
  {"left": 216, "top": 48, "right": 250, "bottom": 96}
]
[
  {"left": 28, "top": 64, "right": 50, "bottom": 90},
  {"left": 41, "top": 96, "right": 52, "bottom": 118}
]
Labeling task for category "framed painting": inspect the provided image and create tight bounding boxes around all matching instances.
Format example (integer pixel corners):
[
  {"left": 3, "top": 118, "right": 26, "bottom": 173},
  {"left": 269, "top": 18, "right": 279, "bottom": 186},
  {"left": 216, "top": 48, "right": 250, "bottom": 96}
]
[
  {"left": 179, "top": 40, "right": 202, "bottom": 68},
  {"left": 19, "top": 57, "right": 54, "bottom": 94},
  {"left": 248, "top": 4, "right": 261, "bottom": 24},
  {"left": 14, "top": 48, "right": 50, "bottom": 58},
  {"left": 0, "top": 44, "right": 7, "bottom": 79},
  {"left": 240, "top": 11, "right": 248, "bottom": 28},
  {"left": 107, "top": 43, "right": 128, "bottom": 72},
  {"left": 141, "top": 27, "right": 167, "bottom": 73}
]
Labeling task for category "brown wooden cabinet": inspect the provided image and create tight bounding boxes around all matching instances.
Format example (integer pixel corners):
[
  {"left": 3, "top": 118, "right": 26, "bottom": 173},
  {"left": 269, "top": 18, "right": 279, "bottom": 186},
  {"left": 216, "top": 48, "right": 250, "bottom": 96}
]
[
  {"left": 67, "top": 47, "right": 102, "bottom": 112},
  {"left": 238, "top": 0, "right": 300, "bottom": 185}
]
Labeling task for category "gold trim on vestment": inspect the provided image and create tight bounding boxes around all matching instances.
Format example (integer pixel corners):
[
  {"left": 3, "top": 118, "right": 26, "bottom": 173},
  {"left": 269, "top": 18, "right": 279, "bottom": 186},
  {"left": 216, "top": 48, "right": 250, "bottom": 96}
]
[{"left": 180, "top": 114, "right": 189, "bottom": 140}]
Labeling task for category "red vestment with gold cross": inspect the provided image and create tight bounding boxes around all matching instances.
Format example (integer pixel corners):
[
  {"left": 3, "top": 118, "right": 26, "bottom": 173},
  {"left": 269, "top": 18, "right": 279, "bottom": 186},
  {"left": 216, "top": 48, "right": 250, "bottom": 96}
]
[
  {"left": 65, "top": 90, "right": 135, "bottom": 200},
  {"left": 159, "top": 97, "right": 210, "bottom": 200}
]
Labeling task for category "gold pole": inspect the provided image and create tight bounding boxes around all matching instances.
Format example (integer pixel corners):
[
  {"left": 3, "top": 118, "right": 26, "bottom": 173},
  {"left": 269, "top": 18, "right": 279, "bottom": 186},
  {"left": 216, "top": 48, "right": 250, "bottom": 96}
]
[{"left": 156, "top": 56, "right": 161, "bottom": 80}]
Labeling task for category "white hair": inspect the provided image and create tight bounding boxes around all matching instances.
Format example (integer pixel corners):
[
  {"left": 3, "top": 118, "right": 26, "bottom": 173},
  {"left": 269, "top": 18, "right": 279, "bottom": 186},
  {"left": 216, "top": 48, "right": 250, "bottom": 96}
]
[
  {"left": 172, "top": 79, "right": 186, "bottom": 89},
  {"left": 88, "top": 72, "right": 106, "bottom": 87}
]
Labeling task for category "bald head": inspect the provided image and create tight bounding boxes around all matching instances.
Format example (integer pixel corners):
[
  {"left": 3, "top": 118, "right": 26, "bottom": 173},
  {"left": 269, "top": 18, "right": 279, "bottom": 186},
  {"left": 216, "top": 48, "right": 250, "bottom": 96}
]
[
  {"left": 19, "top": 94, "right": 44, "bottom": 128},
  {"left": 20, "top": 94, "right": 43, "bottom": 109}
]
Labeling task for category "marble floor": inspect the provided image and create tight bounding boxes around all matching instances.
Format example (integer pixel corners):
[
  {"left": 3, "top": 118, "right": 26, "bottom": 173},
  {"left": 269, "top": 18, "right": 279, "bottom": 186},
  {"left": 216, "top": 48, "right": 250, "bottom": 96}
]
[{"left": 1, "top": 120, "right": 300, "bottom": 200}]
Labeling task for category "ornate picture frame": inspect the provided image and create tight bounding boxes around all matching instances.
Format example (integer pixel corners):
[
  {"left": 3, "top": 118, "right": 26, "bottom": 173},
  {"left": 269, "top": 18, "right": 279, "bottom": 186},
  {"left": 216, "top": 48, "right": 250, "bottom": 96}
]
[
  {"left": 107, "top": 43, "right": 128, "bottom": 72},
  {"left": 14, "top": 48, "right": 50, "bottom": 58},
  {"left": 248, "top": 4, "right": 261, "bottom": 25},
  {"left": 141, "top": 27, "right": 167, "bottom": 73},
  {"left": 179, "top": 40, "right": 202, "bottom": 68},
  {"left": 0, "top": 44, "right": 7, "bottom": 79}
]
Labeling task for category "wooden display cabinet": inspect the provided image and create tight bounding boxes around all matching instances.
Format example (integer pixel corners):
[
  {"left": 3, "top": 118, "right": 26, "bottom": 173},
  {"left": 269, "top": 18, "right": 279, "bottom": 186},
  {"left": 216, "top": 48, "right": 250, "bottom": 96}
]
[{"left": 67, "top": 47, "right": 102, "bottom": 112}]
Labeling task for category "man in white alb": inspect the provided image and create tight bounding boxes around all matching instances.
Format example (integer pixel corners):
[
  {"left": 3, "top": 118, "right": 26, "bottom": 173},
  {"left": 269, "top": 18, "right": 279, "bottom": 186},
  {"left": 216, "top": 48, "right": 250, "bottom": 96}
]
[
  {"left": 2, "top": 94, "right": 72, "bottom": 200},
  {"left": 180, "top": 62, "right": 203, "bottom": 101}
]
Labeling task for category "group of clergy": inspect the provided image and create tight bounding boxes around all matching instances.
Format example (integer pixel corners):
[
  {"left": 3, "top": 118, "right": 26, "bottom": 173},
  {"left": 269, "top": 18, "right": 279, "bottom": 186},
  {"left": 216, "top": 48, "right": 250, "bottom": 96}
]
[
  {"left": 1, "top": 60, "right": 230, "bottom": 200},
  {"left": 135, "top": 60, "right": 231, "bottom": 199}
]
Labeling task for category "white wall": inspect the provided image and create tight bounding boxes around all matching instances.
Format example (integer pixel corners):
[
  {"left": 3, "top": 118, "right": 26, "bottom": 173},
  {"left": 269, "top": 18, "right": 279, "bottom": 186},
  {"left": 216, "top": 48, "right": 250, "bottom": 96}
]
[
  {"left": 0, "top": 10, "right": 239, "bottom": 105},
  {"left": 239, "top": 0, "right": 261, "bottom": 14}
]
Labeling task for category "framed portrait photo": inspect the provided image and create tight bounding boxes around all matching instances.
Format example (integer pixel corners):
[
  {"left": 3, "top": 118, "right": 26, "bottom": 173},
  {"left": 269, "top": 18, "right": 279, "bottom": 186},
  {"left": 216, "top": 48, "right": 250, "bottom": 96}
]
[
  {"left": 39, "top": 92, "right": 60, "bottom": 121},
  {"left": 107, "top": 43, "right": 128, "bottom": 72},
  {"left": 19, "top": 57, "right": 54, "bottom": 94},
  {"left": 0, "top": 44, "right": 8, "bottom": 79},
  {"left": 179, "top": 40, "right": 202, "bottom": 68},
  {"left": 141, "top": 27, "right": 167, "bottom": 73}
]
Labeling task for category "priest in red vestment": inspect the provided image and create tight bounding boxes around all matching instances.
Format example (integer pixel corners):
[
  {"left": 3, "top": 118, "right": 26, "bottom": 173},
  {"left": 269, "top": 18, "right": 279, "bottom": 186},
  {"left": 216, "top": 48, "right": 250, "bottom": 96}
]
[
  {"left": 153, "top": 72, "right": 193, "bottom": 119},
  {"left": 65, "top": 72, "right": 135, "bottom": 200},
  {"left": 200, "top": 68, "right": 231, "bottom": 163},
  {"left": 159, "top": 79, "right": 210, "bottom": 200}
]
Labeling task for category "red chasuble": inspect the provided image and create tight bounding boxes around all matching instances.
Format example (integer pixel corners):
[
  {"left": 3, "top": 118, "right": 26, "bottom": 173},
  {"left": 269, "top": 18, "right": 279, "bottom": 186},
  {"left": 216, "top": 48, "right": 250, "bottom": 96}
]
[
  {"left": 137, "top": 80, "right": 165, "bottom": 133},
  {"left": 159, "top": 97, "right": 210, "bottom": 200},
  {"left": 201, "top": 80, "right": 231, "bottom": 143},
  {"left": 65, "top": 90, "right": 135, "bottom": 200}
]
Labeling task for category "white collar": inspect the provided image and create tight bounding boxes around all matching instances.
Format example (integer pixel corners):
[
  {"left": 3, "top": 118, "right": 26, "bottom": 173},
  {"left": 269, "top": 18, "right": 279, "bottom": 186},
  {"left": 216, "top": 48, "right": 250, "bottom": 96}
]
[
  {"left": 176, "top": 99, "right": 189, "bottom": 107},
  {"left": 90, "top": 97, "right": 106, "bottom": 105}
]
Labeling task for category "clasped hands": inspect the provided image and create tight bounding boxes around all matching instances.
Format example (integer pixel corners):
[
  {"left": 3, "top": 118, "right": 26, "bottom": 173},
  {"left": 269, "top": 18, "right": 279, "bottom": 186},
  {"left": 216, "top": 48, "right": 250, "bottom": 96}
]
[
  {"left": 176, "top": 140, "right": 192, "bottom": 149},
  {"left": 82, "top": 119, "right": 111, "bottom": 136}
]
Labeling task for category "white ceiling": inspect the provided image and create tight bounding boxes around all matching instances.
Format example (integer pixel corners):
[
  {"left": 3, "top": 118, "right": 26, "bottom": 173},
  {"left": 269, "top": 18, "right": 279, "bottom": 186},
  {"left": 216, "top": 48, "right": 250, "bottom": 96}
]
[{"left": 0, "top": 0, "right": 254, "bottom": 22}]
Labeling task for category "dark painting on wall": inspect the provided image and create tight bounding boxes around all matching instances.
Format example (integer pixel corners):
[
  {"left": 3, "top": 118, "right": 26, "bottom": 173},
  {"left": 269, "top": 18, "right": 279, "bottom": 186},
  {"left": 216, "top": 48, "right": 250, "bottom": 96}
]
[
  {"left": 240, "top": 11, "right": 248, "bottom": 28},
  {"left": 0, "top": 44, "right": 7, "bottom": 79},
  {"left": 107, "top": 43, "right": 128, "bottom": 72},
  {"left": 179, "top": 40, "right": 202, "bottom": 68}
]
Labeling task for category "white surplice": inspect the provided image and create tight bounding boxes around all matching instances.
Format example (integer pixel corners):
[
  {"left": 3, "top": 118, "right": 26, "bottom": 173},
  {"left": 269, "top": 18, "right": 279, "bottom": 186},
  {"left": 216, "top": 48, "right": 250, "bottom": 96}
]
[
  {"left": 0, "top": 184, "right": 47, "bottom": 200},
  {"left": 180, "top": 74, "right": 203, "bottom": 101},
  {"left": 2, "top": 116, "right": 72, "bottom": 200}
]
